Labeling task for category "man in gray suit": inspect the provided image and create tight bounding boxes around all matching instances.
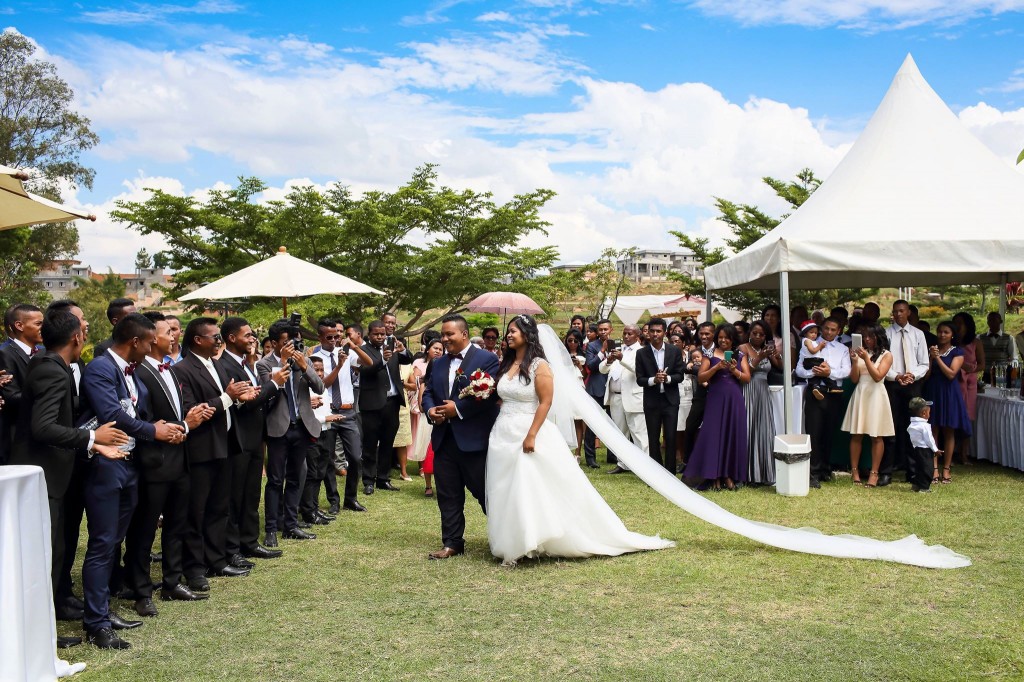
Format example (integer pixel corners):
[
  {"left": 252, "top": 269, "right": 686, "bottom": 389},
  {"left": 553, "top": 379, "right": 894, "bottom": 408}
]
[{"left": 256, "top": 319, "right": 325, "bottom": 546}]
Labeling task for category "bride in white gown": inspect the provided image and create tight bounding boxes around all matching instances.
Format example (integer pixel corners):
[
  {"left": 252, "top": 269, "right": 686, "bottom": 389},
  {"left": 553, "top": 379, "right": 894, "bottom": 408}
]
[{"left": 486, "top": 315, "right": 674, "bottom": 564}]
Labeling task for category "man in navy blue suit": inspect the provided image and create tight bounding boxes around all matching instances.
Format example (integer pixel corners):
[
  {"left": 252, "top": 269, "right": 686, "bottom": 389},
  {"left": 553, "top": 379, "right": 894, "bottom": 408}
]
[
  {"left": 421, "top": 314, "right": 500, "bottom": 560},
  {"left": 583, "top": 318, "right": 617, "bottom": 468},
  {"left": 78, "top": 313, "right": 186, "bottom": 649}
]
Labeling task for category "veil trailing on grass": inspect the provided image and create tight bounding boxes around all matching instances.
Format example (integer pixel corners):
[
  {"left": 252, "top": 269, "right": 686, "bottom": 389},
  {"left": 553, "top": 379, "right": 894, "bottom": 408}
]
[{"left": 536, "top": 324, "right": 970, "bottom": 570}]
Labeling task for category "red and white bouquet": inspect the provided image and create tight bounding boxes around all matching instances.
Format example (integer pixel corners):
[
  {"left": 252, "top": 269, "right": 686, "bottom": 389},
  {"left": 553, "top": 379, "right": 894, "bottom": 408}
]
[{"left": 457, "top": 369, "right": 496, "bottom": 401}]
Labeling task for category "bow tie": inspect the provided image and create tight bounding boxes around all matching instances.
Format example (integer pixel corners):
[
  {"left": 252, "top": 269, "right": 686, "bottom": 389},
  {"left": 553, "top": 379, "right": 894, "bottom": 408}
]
[
  {"left": 157, "top": 362, "right": 171, "bottom": 372},
  {"left": 448, "top": 352, "right": 465, "bottom": 360},
  {"left": 124, "top": 363, "right": 138, "bottom": 377},
  {"left": 30, "top": 347, "right": 40, "bottom": 356}
]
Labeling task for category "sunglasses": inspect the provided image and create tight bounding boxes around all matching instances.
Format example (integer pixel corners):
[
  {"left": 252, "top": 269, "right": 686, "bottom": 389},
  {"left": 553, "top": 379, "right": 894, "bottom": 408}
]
[{"left": 197, "top": 333, "right": 223, "bottom": 342}]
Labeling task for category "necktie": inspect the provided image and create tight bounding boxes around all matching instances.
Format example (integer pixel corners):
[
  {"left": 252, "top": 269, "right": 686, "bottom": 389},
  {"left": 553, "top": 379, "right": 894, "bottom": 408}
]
[
  {"left": 285, "top": 373, "right": 298, "bottom": 421},
  {"left": 901, "top": 329, "right": 912, "bottom": 376},
  {"left": 30, "top": 347, "right": 39, "bottom": 356},
  {"left": 329, "top": 352, "right": 341, "bottom": 407}
]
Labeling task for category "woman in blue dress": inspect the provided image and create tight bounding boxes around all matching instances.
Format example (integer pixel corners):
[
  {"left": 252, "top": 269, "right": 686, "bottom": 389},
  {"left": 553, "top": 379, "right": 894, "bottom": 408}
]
[
  {"left": 923, "top": 320, "right": 972, "bottom": 484},
  {"left": 685, "top": 324, "right": 751, "bottom": 491}
]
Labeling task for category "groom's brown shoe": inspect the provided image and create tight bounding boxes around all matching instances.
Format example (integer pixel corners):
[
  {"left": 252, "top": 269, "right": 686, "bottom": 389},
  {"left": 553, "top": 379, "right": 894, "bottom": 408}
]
[{"left": 428, "top": 547, "right": 464, "bottom": 560}]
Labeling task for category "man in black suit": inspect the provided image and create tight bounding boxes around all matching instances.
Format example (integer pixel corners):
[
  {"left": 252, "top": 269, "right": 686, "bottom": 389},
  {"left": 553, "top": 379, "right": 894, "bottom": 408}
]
[
  {"left": 173, "top": 317, "right": 256, "bottom": 592},
  {"left": 77, "top": 313, "right": 186, "bottom": 650},
  {"left": 10, "top": 309, "right": 129, "bottom": 648},
  {"left": 358, "top": 320, "right": 412, "bottom": 495},
  {"left": 123, "top": 312, "right": 213, "bottom": 617},
  {"left": 91, "top": 298, "right": 137, "bottom": 359},
  {"left": 0, "top": 303, "right": 44, "bottom": 464},
  {"left": 256, "top": 319, "right": 325, "bottom": 545},
  {"left": 218, "top": 316, "right": 287, "bottom": 560},
  {"left": 634, "top": 317, "right": 686, "bottom": 474}
]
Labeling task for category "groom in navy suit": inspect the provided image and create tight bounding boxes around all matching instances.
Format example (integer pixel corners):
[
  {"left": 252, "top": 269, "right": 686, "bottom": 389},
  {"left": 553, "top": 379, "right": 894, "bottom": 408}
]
[{"left": 422, "top": 314, "right": 500, "bottom": 560}]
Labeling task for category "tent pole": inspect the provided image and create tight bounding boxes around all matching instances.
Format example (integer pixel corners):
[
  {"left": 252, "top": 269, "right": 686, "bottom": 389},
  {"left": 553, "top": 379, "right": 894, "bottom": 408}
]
[
  {"left": 704, "top": 289, "right": 713, "bottom": 322},
  {"left": 780, "top": 271, "right": 793, "bottom": 433},
  {"left": 282, "top": 297, "right": 288, "bottom": 317},
  {"left": 999, "top": 274, "right": 1007, "bottom": 319}
]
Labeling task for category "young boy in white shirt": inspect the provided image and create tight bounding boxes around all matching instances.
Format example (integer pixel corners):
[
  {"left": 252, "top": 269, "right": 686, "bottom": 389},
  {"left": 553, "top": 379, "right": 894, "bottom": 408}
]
[{"left": 907, "top": 397, "right": 941, "bottom": 493}]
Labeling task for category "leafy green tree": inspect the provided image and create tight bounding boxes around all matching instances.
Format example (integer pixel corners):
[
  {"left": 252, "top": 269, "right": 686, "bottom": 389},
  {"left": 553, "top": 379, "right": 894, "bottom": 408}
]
[
  {"left": 111, "top": 165, "right": 559, "bottom": 334},
  {"left": 0, "top": 30, "right": 98, "bottom": 315},
  {"left": 134, "top": 248, "right": 152, "bottom": 271},
  {"left": 671, "top": 169, "right": 877, "bottom": 317},
  {"left": 71, "top": 270, "right": 127, "bottom": 358}
]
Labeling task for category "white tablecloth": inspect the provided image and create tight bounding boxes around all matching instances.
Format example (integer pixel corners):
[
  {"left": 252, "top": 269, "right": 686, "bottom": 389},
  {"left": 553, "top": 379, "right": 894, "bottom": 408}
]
[
  {"left": 769, "top": 385, "right": 805, "bottom": 435},
  {"left": 974, "top": 393, "right": 1024, "bottom": 472},
  {"left": 0, "top": 465, "right": 85, "bottom": 681}
]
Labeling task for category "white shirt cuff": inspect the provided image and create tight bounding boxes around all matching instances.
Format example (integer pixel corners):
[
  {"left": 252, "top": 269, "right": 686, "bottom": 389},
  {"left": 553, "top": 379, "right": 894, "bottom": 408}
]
[
  {"left": 87, "top": 431, "right": 96, "bottom": 451},
  {"left": 219, "top": 393, "right": 232, "bottom": 410},
  {"left": 647, "top": 377, "right": 655, "bottom": 386}
]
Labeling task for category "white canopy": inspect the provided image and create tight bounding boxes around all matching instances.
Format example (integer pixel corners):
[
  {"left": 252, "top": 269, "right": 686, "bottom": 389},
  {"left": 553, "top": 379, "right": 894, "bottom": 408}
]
[
  {"left": 705, "top": 55, "right": 1024, "bottom": 291},
  {"left": 0, "top": 164, "right": 95, "bottom": 230},
  {"left": 179, "top": 246, "right": 384, "bottom": 301},
  {"left": 606, "top": 294, "right": 742, "bottom": 326}
]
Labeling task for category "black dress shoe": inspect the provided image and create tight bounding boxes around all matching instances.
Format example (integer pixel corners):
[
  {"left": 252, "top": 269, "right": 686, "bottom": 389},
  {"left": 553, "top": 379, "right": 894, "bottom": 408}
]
[
  {"left": 296, "top": 521, "right": 312, "bottom": 529},
  {"left": 55, "top": 603, "right": 84, "bottom": 621},
  {"left": 161, "top": 584, "right": 210, "bottom": 601},
  {"left": 207, "top": 564, "right": 251, "bottom": 578},
  {"left": 134, "top": 597, "right": 158, "bottom": 617},
  {"left": 585, "top": 460, "right": 600, "bottom": 469},
  {"left": 243, "top": 544, "right": 283, "bottom": 559},
  {"left": 282, "top": 527, "right": 316, "bottom": 540},
  {"left": 264, "top": 531, "right": 278, "bottom": 548},
  {"left": 57, "top": 635, "right": 83, "bottom": 649},
  {"left": 607, "top": 466, "right": 629, "bottom": 475},
  {"left": 809, "top": 478, "right": 822, "bottom": 489},
  {"left": 187, "top": 576, "right": 211, "bottom": 592},
  {"left": 319, "top": 509, "right": 337, "bottom": 520},
  {"left": 87, "top": 627, "right": 131, "bottom": 650},
  {"left": 364, "top": 484, "right": 374, "bottom": 495},
  {"left": 64, "top": 595, "right": 85, "bottom": 610},
  {"left": 877, "top": 474, "right": 893, "bottom": 487},
  {"left": 343, "top": 500, "right": 367, "bottom": 512},
  {"left": 109, "top": 611, "right": 143, "bottom": 630},
  {"left": 378, "top": 481, "right": 400, "bottom": 491},
  {"left": 327, "top": 505, "right": 340, "bottom": 515},
  {"left": 304, "top": 512, "right": 331, "bottom": 526},
  {"left": 229, "top": 554, "right": 256, "bottom": 569}
]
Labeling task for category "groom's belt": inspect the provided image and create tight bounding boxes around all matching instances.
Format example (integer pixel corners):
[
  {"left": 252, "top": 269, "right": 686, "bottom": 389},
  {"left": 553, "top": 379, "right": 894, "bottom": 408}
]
[{"left": 331, "top": 403, "right": 355, "bottom": 411}]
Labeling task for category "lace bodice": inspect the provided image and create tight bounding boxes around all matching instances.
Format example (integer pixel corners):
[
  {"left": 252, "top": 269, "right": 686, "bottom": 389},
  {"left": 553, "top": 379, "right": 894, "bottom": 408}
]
[{"left": 497, "top": 358, "right": 545, "bottom": 414}]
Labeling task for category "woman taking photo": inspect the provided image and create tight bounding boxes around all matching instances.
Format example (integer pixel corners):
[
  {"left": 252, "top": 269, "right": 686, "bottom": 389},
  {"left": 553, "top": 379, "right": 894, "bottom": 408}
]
[
  {"left": 952, "top": 311, "right": 984, "bottom": 464},
  {"left": 840, "top": 325, "right": 894, "bottom": 487},
  {"left": 740, "top": 320, "right": 781, "bottom": 485},
  {"left": 684, "top": 324, "right": 751, "bottom": 491},
  {"left": 924, "top": 321, "right": 972, "bottom": 484}
]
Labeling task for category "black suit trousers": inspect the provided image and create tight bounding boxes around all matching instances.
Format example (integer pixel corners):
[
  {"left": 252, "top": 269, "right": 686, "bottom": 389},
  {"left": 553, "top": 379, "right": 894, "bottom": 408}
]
[
  {"left": 434, "top": 430, "right": 486, "bottom": 553},
  {"left": 360, "top": 397, "right": 401, "bottom": 485},
  {"left": 804, "top": 392, "right": 844, "bottom": 481},
  {"left": 644, "top": 396, "right": 679, "bottom": 472},
  {"left": 124, "top": 472, "right": 190, "bottom": 595},
  {"left": 226, "top": 448, "right": 264, "bottom": 554},
  {"left": 183, "top": 458, "right": 230, "bottom": 577},
  {"left": 264, "top": 424, "right": 310, "bottom": 533},
  {"left": 334, "top": 410, "right": 362, "bottom": 504},
  {"left": 57, "top": 459, "right": 87, "bottom": 602},
  {"left": 882, "top": 380, "right": 923, "bottom": 478},
  {"left": 300, "top": 430, "right": 335, "bottom": 517},
  {"left": 583, "top": 393, "right": 616, "bottom": 464}
]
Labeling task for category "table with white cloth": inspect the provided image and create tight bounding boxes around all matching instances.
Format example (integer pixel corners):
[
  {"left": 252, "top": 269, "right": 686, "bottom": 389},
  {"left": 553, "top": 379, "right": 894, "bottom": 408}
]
[
  {"left": 769, "top": 385, "right": 805, "bottom": 435},
  {"left": 973, "top": 393, "right": 1024, "bottom": 472},
  {"left": 0, "top": 465, "right": 85, "bottom": 681}
]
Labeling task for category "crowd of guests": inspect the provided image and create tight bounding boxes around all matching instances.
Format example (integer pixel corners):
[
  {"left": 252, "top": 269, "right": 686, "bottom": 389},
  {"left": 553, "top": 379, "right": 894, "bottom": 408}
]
[
  {"left": 0, "top": 294, "right": 1019, "bottom": 652},
  {"left": 560, "top": 300, "right": 1022, "bottom": 494},
  {"left": 0, "top": 299, "right": 439, "bottom": 651}
]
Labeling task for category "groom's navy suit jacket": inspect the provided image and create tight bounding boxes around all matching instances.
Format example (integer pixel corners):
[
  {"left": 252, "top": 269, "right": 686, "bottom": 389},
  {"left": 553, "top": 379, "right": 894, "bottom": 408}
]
[
  {"left": 77, "top": 351, "right": 156, "bottom": 445},
  {"left": 421, "top": 344, "right": 500, "bottom": 453}
]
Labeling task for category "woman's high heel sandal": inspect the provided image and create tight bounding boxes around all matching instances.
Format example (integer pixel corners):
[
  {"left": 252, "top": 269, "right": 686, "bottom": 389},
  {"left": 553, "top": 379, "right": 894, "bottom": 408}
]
[{"left": 865, "top": 471, "right": 879, "bottom": 488}]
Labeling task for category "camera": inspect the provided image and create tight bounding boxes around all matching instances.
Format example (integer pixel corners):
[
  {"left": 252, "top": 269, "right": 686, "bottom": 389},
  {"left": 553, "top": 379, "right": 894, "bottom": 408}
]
[{"left": 287, "top": 312, "right": 305, "bottom": 354}]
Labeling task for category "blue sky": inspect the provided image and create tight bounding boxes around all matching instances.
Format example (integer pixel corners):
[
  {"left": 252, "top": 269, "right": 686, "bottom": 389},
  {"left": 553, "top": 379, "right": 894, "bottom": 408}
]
[{"left": 5, "top": 1, "right": 1024, "bottom": 272}]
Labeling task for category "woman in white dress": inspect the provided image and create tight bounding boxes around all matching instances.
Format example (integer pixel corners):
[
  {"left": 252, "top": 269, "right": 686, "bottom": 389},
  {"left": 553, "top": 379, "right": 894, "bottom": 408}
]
[{"left": 486, "top": 315, "right": 675, "bottom": 566}]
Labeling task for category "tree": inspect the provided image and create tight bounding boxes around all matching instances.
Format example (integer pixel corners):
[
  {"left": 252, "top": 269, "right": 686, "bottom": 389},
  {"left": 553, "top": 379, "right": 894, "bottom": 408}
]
[
  {"left": 112, "top": 165, "right": 559, "bottom": 333},
  {"left": 670, "top": 169, "right": 877, "bottom": 317},
  {"left": 71, "top": 270, "right": 127, "bottom": 358},
  {"left": 0, "top": 30, "right": 98, "bottom": 317},
  {"left": 134, "top": 248, "right": 152, "bottom": 271}
]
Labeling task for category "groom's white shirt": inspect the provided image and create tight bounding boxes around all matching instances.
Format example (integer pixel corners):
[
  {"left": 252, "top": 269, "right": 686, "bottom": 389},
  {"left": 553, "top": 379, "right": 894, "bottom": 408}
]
[{"left": 446, "top": 344, "right": 470, "bottom": 420}]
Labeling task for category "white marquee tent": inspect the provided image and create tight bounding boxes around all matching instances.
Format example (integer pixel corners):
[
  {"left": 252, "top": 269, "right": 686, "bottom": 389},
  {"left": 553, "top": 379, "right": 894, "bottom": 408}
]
[{"left": 605, "top": 294, "right": 742, "bottom": 326}]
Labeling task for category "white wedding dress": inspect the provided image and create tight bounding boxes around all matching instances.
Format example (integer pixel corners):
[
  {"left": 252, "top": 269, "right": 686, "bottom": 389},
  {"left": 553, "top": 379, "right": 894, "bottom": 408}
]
[{"left": 486, "top": 358, "right": 675, "bottom": 563}]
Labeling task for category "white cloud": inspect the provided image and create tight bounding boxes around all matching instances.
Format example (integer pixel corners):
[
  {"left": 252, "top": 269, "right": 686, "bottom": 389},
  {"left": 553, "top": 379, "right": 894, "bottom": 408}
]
[
  {"left": 689, "top": 0, "right": 1024, "bottom": 29},
  {"left": 957, "top": 102, "right": 1024, "bottom": 166},
  {"left": 78, "top": 0, "right": 242, "bottom": 26},
  {"left": 477, "top": 11, "right": 515, "bottom": 22}
]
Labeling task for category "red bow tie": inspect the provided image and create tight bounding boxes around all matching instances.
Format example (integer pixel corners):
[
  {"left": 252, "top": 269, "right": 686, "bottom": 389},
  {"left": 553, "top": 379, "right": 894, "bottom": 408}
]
[
  {"left": 124, "top": 363, "right": 138, "bottom": 376},
  {"left": 157, "top": 362, "right": 171, "bottom": 372},
  {"left": 30, "top": 347, "right": 40, "bottom": 356}
]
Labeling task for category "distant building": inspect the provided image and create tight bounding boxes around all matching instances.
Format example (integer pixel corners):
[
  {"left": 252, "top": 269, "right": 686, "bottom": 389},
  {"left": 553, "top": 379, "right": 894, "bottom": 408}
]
[
  {"left": 34, "top": 260, "right": 172, "bottom": 307},
  {"left": 33, "top": 260, "right": 92, "bottom": 298},
  {"left": 616, "top": 249, "right": 702, "bottom": 283}
]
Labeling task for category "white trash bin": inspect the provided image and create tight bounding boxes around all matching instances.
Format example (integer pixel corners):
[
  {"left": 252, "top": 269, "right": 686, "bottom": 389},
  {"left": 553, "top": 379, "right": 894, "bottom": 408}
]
[{"left": 774, "top": 434, "right": 812, "bottom": 497}]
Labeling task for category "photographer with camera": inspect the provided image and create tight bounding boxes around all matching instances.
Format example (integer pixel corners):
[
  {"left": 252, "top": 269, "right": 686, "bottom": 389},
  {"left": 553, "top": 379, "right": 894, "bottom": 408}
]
[{"left": 358, "top": 320, "right": 412, "bottom": 495}]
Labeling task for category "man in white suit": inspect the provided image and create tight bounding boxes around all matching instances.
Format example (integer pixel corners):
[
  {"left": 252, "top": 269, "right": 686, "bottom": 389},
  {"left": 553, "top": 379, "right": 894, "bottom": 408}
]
[{"left": 600, "top": 324, "right": 648, "bottom": 474}]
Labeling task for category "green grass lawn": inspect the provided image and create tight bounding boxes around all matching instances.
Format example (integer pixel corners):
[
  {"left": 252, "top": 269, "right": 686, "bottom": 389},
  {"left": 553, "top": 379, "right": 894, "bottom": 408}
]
[{"left": 58, "top": 458, "right": 1024, "bottom": 681}]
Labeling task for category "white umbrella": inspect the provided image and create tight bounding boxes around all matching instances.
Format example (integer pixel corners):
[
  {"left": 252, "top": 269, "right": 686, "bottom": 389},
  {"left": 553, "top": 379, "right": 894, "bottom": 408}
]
[
  {"left": 0, "top": 164, "right": 96, "bottom": 230},
  {"left": 179, "top": 246, "right": 384, "bottom": 313}
]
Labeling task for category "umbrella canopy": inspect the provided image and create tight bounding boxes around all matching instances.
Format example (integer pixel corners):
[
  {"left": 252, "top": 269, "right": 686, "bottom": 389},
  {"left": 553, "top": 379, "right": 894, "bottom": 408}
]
[
  {"left": 704, "top": 54, "right": 1024, "bottom": 291},
  {"left": 0, "top": 164, "right": 96, "bottom": 230},
  {"left": 465, "top": 291, "right": 544, "bottom": 316},
  {"left": 179, "top": 246, "right": 384, "bottom": 302}
]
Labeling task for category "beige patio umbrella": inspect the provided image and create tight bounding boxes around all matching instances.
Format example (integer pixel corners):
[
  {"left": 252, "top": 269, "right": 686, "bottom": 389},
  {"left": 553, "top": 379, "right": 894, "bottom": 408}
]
[
  {"left": 0, "top": 164, "right": 96, "bottom": 230},
  {"left": 179, "top": 246, "right": 385, "bottom": 314}
]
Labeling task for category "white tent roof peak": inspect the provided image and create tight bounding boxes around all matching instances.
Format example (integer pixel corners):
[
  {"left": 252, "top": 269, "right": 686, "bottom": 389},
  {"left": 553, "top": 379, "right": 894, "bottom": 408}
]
[{"left": 705, "top": 55, "right": 1024, "bottom": 290}]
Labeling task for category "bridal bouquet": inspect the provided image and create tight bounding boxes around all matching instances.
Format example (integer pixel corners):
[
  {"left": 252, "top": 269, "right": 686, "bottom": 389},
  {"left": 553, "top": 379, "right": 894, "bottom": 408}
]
[{"left": 457, "top": 369, "right": 496, "bottom": 401}]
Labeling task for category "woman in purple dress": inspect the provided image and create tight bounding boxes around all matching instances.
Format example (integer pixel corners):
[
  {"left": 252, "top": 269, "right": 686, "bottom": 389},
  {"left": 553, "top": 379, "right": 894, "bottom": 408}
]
[
  {"left": 924, "top": 321, "right": 972, "bottom": 484},
  {"left": 685, "top": 324, "right": 751, "bottom": 491}
]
